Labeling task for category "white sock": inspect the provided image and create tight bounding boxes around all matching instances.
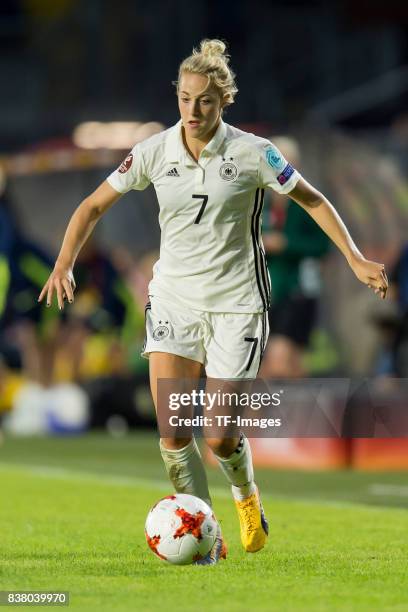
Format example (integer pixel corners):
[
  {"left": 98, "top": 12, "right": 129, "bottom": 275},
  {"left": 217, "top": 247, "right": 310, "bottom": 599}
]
[
  {"left": 159, "top": 438, "right": 212, "bottom": 508},
  {"left": 215, "top": 434, "right": 256, "bottom": 501}
]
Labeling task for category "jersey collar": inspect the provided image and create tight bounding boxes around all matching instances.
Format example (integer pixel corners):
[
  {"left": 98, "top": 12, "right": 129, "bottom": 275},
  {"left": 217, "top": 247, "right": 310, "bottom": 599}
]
[
  {"left": 165, "top": 119, "right": 227, "bottom": 165},
  {"left": 202, "top": 119, "right": 227, "bottom": 157}
]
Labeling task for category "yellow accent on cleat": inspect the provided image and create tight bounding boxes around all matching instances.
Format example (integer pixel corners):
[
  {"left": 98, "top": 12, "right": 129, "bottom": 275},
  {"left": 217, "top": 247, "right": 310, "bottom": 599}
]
[{"left": 234, "top": 490, "right": 267, "bottom": 553}]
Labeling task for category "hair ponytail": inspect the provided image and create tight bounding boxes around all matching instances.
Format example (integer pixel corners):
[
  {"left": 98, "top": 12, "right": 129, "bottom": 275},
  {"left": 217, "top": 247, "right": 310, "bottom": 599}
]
[{"left": 176, "top": 39, "right": 238, "bottom": 106}]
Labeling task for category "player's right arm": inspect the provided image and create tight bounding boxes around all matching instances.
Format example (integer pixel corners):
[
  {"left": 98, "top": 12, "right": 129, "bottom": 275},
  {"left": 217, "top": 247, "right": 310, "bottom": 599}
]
[
  {"left": 39, "top": 143, "right": 151, "bottom": 309},
  {"left": 38, "top": 180, "right": 121, "bottom": 309}
]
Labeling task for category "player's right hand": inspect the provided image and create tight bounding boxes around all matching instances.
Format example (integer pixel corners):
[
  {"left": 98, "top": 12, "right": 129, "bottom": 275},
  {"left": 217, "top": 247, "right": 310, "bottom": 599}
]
[{"left": 38, "top": 263, "right": 76, "bottom": 310}]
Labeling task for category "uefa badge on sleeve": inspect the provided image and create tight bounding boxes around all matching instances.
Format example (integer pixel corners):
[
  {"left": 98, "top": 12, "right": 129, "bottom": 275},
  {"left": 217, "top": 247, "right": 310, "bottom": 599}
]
[
  {"left": 277, "top": 163, "right": 295, "bottom": 185},
  {"left": 265, "top": 146, "right": 285, "bottom": 171},
  {"left": 219, "top": 157, "right": 238, "bottom": 181}
]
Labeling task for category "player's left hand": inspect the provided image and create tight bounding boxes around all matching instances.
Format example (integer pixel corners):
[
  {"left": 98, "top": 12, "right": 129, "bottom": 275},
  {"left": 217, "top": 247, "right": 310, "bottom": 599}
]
[{"left": 349, "top": 255, "right": 388, "bottom": 299}]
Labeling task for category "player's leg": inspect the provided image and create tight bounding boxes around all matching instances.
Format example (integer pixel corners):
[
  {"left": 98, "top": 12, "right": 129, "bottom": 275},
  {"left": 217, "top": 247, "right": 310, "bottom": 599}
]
[
  {"left": 149, "top": 351, "right": 212, "bottom": 507},
  {"left": 206, "top": 430, "right": 268, "bottom": 553},
  {"left": 143, "top": 296, "right": 228, "bottom": 563},
  {"left": 204, "top": 311, "right": 269, "bottom": 552},
  {"left": 150, "top": 352, "right": 227, "bottom": 565}
]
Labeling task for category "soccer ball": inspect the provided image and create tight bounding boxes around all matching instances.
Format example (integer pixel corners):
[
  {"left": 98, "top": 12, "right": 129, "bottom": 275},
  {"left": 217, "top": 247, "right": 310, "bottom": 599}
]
[{"left": 145, "top": 493, "right": 218, "bottom": 565}]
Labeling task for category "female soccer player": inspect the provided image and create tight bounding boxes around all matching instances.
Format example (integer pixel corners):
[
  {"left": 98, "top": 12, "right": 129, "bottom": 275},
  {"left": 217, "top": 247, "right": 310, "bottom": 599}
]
[{"left": 39, "top": 39, "right": 388, "bottom": 564}]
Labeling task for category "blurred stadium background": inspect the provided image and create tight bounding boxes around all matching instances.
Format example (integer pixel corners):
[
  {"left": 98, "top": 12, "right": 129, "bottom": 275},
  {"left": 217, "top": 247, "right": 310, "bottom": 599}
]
[{"left": 1, "top": 0, "right": 408, "bottom": 474}]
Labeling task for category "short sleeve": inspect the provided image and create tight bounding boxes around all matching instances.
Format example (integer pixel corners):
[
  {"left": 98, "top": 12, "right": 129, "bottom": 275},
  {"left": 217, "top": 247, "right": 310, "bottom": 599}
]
[
  {"left": 258, "top": 141, "right": 301, "bottom": 194},
  {"left": 106, "top": 144, "right": 150, "bottom": 194}
]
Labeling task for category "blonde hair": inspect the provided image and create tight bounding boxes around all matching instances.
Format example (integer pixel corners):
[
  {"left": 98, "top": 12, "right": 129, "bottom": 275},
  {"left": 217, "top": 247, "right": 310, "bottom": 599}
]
[{"left": 176, "top": 39, "right": 238, "bottom": 106}]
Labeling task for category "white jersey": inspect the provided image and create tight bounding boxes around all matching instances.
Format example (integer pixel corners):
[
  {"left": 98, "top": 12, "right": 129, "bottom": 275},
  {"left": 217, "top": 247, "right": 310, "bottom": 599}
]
[{"left": 107, "top": 120, "right": 301, "bottom": 313}]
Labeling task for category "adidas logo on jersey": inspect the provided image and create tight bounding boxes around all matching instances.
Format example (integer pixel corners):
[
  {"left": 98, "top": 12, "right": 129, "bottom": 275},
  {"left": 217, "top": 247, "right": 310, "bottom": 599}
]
[{"left": 166, "top": 167, "right": 180, "bottom": 177}]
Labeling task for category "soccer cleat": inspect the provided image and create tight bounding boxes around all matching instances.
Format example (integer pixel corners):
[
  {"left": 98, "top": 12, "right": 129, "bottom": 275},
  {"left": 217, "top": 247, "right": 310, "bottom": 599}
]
[
  {"left": 234, "top": 487, "right": 269, "bottom": 553},
  {"left": 194, "top": 523, "right": 227, "bottom": 566}
]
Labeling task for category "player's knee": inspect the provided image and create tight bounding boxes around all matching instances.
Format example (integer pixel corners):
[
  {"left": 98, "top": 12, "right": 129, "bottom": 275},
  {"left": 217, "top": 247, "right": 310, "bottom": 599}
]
[
  {"left": 206, "top": 437, "right": 238, "bottom": 458},
  {"left": 160, "top": 436, "right": 193, "bottom": 451}
]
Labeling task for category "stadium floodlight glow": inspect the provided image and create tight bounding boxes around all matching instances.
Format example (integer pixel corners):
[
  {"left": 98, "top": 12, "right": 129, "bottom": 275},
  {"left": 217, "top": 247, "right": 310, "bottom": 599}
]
[{"left": 72, "top": 121, "right": 165, "bottom": 149}]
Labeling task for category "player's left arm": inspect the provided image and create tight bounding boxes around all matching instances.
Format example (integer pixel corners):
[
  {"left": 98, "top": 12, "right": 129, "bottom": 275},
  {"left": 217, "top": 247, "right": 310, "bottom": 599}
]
[{"left": 288, "top": 177, "right": 388, "bottom": 299}]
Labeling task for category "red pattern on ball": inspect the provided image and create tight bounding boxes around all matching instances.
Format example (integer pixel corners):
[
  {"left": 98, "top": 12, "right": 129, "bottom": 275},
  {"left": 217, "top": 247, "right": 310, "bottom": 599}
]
[
  {"left": 173, "top": 508, "right": 205, "bottom": 540},
  {"left": 145, "top": 532, "right": 167, "bottom": 560}
]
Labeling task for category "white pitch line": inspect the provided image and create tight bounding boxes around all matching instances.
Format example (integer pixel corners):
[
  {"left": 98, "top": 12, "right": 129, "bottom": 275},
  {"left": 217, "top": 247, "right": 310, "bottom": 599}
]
[
  {"left": 369, "top": 484, "right": 408, "bottom": 498},
  {"left": 0, "top": 462, "right": 407, "bottom": 514},
  {"left": 0, "top": 462, "right": 224, "bottom": 495},
  {"left": 0, "top": 462, "right": 172, "bottom": 492}
]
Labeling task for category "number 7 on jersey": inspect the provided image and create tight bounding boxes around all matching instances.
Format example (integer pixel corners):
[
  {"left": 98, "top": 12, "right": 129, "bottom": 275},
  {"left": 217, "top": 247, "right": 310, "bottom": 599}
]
[{"left": 192, "top": 194, "right": 209, "bottom": 224}]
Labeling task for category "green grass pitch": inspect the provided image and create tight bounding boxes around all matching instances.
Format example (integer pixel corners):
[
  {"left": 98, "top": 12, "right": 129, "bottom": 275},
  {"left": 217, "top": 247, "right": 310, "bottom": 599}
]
[{"left": 1, "top": 433, "right": 408, "bottom": 611}]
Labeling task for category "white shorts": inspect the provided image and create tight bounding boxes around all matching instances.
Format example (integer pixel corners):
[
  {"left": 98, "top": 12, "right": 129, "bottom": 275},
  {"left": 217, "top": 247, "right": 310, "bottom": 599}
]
[{"left": 142, "top": 296, "right": 269, "bottom": 379}]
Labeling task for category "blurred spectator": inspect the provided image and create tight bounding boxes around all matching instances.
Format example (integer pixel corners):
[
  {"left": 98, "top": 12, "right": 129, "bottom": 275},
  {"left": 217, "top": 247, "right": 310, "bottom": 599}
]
[
  {"left": 111, "top": 246, "right": 158, "bottom": 317},
  {"left": 373, "top": 242, "right": 408, "bottom": 377},
  {"left": 0, "top": 163, "right": 146, "bottom": 396},
  {"left": 0, "top": 166, "right": 60, "bottom": 387},
  {"left": 380, "top": 243, "right": 408, "bottom": 378},
  {"left": 0, "top": 164, "right": 152, "bottom": 433},
  {"left": 259, "top": 137, "right": 330, "bottom": 378},
  {"left": 53, "top": 237, "right": 145, "bottom": 382},
  {"left": 391, "top": 244, "right": 408, "bottom": 376}
]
